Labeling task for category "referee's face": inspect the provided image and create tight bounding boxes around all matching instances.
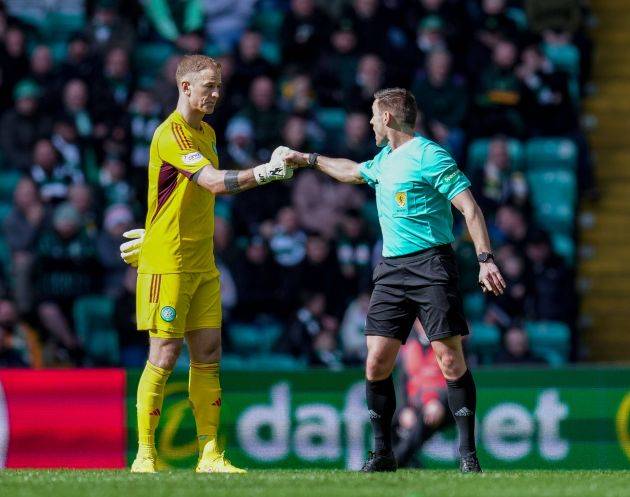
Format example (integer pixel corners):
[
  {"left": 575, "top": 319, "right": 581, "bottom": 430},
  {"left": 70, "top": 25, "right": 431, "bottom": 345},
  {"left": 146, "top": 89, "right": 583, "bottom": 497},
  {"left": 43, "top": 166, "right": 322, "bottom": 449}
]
[{"left": 370, "top": 100, "right": 388, "bottom": 148}]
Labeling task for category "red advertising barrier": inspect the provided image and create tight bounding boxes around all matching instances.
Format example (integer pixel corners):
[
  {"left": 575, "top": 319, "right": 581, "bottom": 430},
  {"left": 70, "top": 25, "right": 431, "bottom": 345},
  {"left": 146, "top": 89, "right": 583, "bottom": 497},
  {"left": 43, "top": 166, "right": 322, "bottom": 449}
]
[{"left": 0, "top": 369, "right": 126, "bottom": 468}]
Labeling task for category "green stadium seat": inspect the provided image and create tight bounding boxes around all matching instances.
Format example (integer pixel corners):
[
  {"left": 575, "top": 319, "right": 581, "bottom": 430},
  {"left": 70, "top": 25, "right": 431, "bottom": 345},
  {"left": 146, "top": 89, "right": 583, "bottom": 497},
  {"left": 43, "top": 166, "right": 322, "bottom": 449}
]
[
  {"left": 525, "top": 138, "right": 577, "bottom": 171},
  {"left": 525, "top": 321, "right": 570, "bottom": 366},
  {"left": 466, "top": 138, "right": 525, "bottom": 173},
  {"left": 527, "top": 169, "right": 576, "bottom": 232},
  {"left": 0, "top": 202, "right": 12, "bottom": 224},
  {"left": 134, "top": 43, "right": 176, "bottom": 80},
  {"left": 0, "top": 171, "right": 22, "bottom": 203},
  {"left": 260, "top": 40, "right": 281, "bottom": 65},
  {"left": 467, "top": 322, "right": 500, "bottom": 364},
  {"left": 316, "top": 108, "right": 346, "bottom": 139},
  {"left": 463, "top": 293, "right": 486, "bottom": 321},
  {"left": 73, "top": 295, "right": 119, "bottom": 365},
  {"left": 229, "top": 322, "right": 283, "bottom": 354},
  {"left": 41, "top": 12, "right": 85, "bottom": 42},
  {"left": 542, "top": 43, "right": 580, "bottom": 77},
  {"left": 252, "top": 9, "right": 285, "bottom": 40},
  {"left": 551, "top": 232, "right": 575, "bottom": 266}
]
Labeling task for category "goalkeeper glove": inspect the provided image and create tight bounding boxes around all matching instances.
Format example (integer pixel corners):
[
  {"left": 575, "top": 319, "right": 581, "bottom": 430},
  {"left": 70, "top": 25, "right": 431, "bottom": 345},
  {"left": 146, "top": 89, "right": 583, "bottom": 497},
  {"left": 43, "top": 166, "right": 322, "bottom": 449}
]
[
  {"left": 253, "top": 146, "right": 294, "bottom": 185},
  {"left": 120, "top": 228, "right": 145, "bottom": 267}
]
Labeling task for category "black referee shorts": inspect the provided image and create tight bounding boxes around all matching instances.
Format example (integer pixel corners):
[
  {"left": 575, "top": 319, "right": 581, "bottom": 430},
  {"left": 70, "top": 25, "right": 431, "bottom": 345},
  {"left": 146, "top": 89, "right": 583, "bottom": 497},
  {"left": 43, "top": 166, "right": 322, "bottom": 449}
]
[{"left": 365, "top": 244, "right": 469, "bottom": 344}]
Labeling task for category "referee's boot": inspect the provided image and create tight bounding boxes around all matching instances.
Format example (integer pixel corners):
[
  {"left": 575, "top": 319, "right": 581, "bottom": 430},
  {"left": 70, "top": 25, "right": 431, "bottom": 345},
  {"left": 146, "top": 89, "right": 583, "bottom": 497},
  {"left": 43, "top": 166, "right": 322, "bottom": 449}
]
[
  {"left": 460, "top": 453, "right": 482, "bottom": 473},
  {"left": 360, "top": 450, "right": 397, "bottom": 472}
]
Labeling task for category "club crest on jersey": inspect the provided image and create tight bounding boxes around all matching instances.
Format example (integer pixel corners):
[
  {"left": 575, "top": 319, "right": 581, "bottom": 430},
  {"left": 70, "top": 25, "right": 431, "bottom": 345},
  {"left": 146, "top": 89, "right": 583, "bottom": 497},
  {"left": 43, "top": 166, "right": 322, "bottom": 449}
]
[
  {"left": 160, "top": 306, "right": 176, "bottom": 322},
  {"left": 182, "top": 152, "right": 203, "bottom": 164},
  {"left": 395, "top": 191, "right": 407, "bottom": 208}
]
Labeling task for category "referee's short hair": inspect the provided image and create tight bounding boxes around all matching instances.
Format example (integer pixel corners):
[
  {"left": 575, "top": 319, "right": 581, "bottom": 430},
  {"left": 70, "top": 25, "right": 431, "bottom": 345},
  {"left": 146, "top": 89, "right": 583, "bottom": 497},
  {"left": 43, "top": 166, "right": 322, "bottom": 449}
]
[{"left": 373, "top": 88, "right": 417, "bottom": 128}]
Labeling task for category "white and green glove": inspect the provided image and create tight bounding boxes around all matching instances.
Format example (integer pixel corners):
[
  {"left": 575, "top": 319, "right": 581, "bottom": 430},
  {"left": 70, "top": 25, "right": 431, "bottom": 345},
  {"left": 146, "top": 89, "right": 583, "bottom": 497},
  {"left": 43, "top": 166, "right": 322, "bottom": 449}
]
[
  {"left": 253, "top": 146, "right": 294, "bottom": 185},
  {"left": 120, "top": 228, "right": 145, "bottom": 267}
]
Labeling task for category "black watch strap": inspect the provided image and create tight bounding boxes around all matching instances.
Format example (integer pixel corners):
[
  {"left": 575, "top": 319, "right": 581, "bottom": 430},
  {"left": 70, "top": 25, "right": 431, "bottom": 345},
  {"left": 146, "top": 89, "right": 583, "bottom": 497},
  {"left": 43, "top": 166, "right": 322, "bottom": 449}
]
[
  {"left": 477, "top": 252, "right": 494, "bottom": 263},
  {"left": 307, "top": 152, "right": 319, "bottom": 167}
]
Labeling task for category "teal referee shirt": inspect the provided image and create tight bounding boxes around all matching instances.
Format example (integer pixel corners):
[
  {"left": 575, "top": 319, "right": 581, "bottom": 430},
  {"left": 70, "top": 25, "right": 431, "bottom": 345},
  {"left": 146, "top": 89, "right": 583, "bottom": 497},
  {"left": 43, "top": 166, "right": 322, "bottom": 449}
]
[{"left": 359, "top": 135, "right": 471, "bottom": 257}]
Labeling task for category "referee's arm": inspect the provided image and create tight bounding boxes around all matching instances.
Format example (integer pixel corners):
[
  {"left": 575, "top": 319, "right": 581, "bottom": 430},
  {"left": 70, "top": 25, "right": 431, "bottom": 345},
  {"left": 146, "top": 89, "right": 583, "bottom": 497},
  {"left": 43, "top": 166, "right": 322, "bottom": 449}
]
[
  {"left": 284, "top": 151, "right": 365, "bottom": 184},
  {"left": 451, "top": 189, "right": 506, "bottom": 296}
]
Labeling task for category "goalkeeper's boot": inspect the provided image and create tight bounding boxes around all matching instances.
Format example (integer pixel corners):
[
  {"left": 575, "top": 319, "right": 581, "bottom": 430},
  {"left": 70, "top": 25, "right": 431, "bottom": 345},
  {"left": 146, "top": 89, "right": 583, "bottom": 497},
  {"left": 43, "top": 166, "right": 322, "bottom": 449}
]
[
  {"left": 131, "top": 445, "right": 157, "bottom": 473},
  {"left": 196, "top": 440, "right": 247, "bottom": 474},
  {"left": 460, "top": 453, "right": 482, "bottom": 473},
  {"left": 360, "top": 450, "right": 397, "bottom": 472}
]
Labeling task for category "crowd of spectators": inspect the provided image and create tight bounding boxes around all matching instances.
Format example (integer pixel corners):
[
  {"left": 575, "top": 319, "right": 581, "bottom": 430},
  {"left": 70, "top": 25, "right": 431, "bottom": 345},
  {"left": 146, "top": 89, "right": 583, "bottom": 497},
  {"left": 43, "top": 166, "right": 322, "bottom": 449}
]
[{"left": 0, "top": 0, "right": 591, "bottom": 368}]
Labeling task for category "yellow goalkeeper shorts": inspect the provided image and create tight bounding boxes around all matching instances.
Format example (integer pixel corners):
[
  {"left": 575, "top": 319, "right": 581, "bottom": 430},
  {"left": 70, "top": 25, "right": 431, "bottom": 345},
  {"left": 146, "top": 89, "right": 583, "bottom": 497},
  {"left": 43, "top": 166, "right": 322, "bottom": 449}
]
[{"left": 136, "top": 271, "right": 222, "bottom": 338}]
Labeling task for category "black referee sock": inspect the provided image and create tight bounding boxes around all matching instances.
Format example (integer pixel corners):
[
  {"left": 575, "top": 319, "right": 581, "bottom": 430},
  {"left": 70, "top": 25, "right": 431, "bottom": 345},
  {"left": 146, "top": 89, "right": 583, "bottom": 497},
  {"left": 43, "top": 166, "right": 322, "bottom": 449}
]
[
  {"left": 366, "top": 376, "right": 396, "bottom": 454},
  {"left": 446, "top": 369, "right": 477, "bottom": 457}
]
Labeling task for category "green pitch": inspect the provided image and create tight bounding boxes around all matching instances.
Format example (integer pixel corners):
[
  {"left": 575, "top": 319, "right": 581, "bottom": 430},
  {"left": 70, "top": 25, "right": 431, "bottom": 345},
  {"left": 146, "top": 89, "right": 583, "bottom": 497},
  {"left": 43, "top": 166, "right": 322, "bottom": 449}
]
[{"left": 1, "top": 470, "right": 628, "bottom": 497}]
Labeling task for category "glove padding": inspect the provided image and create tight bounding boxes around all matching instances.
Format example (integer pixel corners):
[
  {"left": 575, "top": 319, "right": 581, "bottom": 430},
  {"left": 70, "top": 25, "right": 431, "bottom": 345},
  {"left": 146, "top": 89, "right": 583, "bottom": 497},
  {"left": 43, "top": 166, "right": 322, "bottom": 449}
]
[
  {"left": 253, "top": 146, "right": 294, "bottom": 185},
  {"left": 120, "top": 228, "right": 145, "bottom": 267}
]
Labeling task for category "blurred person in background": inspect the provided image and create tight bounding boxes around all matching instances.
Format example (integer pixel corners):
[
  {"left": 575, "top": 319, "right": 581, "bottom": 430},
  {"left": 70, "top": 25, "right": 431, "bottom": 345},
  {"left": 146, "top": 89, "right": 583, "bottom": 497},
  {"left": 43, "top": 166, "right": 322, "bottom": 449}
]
[
  {"left": 97, "top": 203, "right": 134, "bottom": 296},
  {"left": 51, "top": 117, "right": 83, "bottom": 173},
  {"left": 472, "top": 39, "right": 524, "bottom": 137},
  {"left": 151, "top": 54, "right": 182, "bottom": 116},
  {"left": 231, "top": 29, "right": 275, "bottom": 103},
  {"left": 412, "top": 48, "right": 467, "bottom": 162},
  {"left": 113, "top": 266, "right": 146, "bottom": 367},
  {"left": 493, "top": 204, "right": 529, "bottom": 250},
  {"left": 315, "top": 17, "right": 360, "bottom": 107},
  {"left": 85, "top": 0, "right": 135, "bottom": 55},
  {"left": 282, "top": 291, "right": 341, "bottom": 368},
  {"left": 0, "top": 299, "right": 40, "bottom": 368},
  {"left": 3, "top": 177, "right": 48, "bottom": 314},
  {"left": 393, "top": 320, "right": 454, "bottom": 468},
  {"left": 333, "top": 112, "right": 375, "bottom": 162},
  {"left": 30, "top": 138, "right": 84, "bottom": 205},
  {"left": 224, "top": 116, "right": 257, "bottom": 169},
  {"left": 484, "top": 244, "right": 531, "bottom": 327},
  {"left": 0, "top": 24, "right": 28, "bottom": 97},
  {"left": 68, "top": 183, "right": 98, "bottom": 235},
  {"left": 268, "top": 206, "right": 307, "bottom": 268},
  {"left": 345, "top": 53, "right": 386, "bottom": 113},
  {"left": 239, "top": 75, "right": 286, "bottom": 152},
  {"left": 35, "top": 202, "right": 98, "bottom": 364},
  {"left": 28, "top": 45, "right": 60, "bottom": 114},
  {"left": 59, "top": 33, "right": 97, "bottom": 84},
  {"left": 202, "top": 0, "right": 256, "bottom": 52},
  {"left": 99, "top": 156, "right": 136, "bottom": 209},
  {"left": 281, "top": 0, "right": 331, "bottom": 70},
  {"left": 336, "top": 208, "right": 373, "bottom": 297},
  {"left": 471, "top": 136, "right": 529, "bottom": 218},
  {"left": 495, "top": 325, "right": 546, "bottom": 365},
  {"left": 0, "top": 79, "right": 52, "bottom": 170},
  {"left": 525, "top": 230, "right": 574, "bottom": 324},
  {"left": 339, "top": 291, "right": 370, "bottom": 364}
]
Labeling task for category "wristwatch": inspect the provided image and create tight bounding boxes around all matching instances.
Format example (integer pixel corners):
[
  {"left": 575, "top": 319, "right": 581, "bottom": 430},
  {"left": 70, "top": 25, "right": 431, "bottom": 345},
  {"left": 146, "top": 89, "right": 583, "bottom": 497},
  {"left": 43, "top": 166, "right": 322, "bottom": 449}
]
[
  {"left": 307, "top": 152, "right": 319, "bottom": 168},
  {"left": 477, "top": 252, "right": 494, "bottom": 263}
]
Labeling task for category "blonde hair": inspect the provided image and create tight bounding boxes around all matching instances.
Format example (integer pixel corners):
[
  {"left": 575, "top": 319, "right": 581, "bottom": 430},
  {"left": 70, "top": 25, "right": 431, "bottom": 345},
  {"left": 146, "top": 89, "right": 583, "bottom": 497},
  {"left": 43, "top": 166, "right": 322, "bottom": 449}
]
[
  {"left": 374, "top": 88, "right": 417, "bottom": 128},
  {"left": 175, "top": 54, "right": 221, "bottom": 85}
]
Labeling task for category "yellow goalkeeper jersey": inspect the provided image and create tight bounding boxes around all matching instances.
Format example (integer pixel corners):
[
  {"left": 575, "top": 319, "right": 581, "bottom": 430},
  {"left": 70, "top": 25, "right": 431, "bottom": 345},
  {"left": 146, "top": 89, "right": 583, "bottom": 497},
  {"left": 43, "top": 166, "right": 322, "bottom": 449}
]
[{"left": 139, "top": 111, "right": 219, "bottom": 275}]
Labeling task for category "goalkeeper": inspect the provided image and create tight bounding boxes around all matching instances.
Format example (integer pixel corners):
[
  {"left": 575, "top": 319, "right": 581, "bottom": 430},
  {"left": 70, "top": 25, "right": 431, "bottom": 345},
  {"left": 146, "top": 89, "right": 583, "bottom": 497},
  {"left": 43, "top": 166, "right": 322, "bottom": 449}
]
[{"left": 119, "top": 54, "right": 293, "bottom": 473}]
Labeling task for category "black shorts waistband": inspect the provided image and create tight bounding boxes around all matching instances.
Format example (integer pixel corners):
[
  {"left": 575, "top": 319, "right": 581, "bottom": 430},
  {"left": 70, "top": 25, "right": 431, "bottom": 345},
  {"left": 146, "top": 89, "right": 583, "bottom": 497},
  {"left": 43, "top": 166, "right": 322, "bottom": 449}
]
[{"left": 383, "top": 244, "right": 454, "bottom": 264}]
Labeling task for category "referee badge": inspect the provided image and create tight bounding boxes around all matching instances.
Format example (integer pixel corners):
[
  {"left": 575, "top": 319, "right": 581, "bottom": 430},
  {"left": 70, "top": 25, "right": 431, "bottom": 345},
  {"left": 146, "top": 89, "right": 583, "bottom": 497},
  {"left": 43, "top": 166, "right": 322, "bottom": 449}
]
[
  {"left": 160, "top": 305, "right": 176, "bottom": 322},
  {"left": 395, "top": 191, "right": 407, "bottom": 208}
]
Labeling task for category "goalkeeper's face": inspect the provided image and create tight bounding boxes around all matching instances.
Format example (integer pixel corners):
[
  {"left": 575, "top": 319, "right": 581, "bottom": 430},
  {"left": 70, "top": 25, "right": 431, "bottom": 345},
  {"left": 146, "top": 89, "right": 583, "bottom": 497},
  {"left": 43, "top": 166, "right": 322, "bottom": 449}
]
[{"left": 187, "top": 68, "right": 222, "bottom": 115}]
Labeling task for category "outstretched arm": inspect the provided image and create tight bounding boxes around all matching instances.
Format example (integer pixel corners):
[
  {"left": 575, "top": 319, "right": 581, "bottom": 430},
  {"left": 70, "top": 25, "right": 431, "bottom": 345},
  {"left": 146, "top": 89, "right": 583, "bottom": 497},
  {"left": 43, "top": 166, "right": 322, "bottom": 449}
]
[
  {"left": 450, "top": 189, "right": 506, "bottom": 296},
  {"left": 285, "top": 151, "right": 365, "bottom": 184},
  {"left": 192, "top": 146, "right": 293, "bottom": 194}
]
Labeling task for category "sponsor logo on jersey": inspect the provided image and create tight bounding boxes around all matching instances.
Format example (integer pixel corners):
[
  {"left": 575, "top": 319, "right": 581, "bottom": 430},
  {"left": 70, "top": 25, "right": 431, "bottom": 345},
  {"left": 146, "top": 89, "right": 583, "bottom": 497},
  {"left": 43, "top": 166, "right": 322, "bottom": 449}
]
[
  {"left": 443, "top": 170, "right": 459, "bottom": 183},
  {"left": 182, "top": 152, "right": 203, "bottom": 164}
]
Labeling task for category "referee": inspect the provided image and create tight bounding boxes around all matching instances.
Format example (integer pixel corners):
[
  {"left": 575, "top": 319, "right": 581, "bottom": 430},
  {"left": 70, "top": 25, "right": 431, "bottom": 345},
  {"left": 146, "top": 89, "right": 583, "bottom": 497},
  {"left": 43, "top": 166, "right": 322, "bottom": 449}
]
[{"left": 285, "top": 88, "right": 506, "bottom": 473}]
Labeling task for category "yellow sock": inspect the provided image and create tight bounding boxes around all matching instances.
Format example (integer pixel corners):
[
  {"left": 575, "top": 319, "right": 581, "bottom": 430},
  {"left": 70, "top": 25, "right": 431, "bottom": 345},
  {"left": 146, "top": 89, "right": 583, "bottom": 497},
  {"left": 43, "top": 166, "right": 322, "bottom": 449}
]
[
  {"left": 189, "top": 361, "right": 221, "bottom": 453},
  {"left": 137, "top": 361, "right": 171, "bottom": 449}
]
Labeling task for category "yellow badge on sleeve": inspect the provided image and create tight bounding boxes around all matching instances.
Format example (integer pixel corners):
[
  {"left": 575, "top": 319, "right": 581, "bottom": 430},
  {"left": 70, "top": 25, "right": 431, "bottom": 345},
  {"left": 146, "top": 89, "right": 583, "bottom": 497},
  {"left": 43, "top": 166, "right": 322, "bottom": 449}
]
[{"left": 395, "top": 191, "right": 407, "bottom": 208}]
